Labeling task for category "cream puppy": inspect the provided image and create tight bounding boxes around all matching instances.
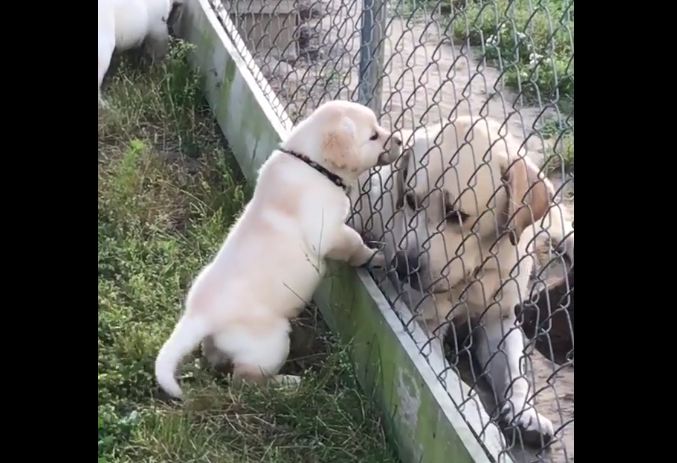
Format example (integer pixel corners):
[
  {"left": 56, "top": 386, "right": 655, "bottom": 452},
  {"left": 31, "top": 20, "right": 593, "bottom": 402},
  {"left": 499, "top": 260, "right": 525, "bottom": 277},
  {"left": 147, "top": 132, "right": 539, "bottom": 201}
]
[
  {"left": 98, "top": 0, "right": 183, "bottom": 102},
  {"left": 155, "top": 100, "right": 402, "bottom": 398}
]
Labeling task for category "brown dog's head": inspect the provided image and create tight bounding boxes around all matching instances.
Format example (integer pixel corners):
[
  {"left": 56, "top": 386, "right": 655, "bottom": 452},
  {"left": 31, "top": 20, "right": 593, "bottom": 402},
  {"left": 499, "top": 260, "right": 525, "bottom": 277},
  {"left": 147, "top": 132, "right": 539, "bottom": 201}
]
[{"left": 390, "top": 117, "right": 552, "bottom": 293}]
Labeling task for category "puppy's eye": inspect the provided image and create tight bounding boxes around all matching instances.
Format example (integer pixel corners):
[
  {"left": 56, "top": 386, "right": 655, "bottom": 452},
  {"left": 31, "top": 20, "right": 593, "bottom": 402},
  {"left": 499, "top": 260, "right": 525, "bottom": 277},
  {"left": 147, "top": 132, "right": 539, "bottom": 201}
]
[
  {"left": 446, "top": 208, "right": 470, "bottom": 224},
  {"left": 405, "top": 192, "right": 417, "bottom": 210},
  {"left": 369, "top": 132, "right": 379, "bottom": 141}
]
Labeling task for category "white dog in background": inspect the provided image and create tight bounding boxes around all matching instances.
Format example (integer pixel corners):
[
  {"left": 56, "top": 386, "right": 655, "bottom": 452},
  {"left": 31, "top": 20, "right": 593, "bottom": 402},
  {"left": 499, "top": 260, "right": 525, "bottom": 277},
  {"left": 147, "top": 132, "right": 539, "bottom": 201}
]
[
  {"left": 155, "top": 100, "right": 401, "bottom": 399},
  {"left": 98, "top": 0, "right": 184, "bottom": 103},
  {"left": 350, "top": 116, "right": 574, "bottom": 446}
]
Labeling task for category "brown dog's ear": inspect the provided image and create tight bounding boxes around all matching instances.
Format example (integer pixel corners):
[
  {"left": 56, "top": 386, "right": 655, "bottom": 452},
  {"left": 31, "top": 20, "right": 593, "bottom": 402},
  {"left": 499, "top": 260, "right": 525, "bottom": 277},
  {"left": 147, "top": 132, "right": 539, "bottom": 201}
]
[
  {"left": 502, "top": 154, "right": 551, "bottom": 245},
  {"left": 322, "top": 117, "right": 360, "bottom": 172}
]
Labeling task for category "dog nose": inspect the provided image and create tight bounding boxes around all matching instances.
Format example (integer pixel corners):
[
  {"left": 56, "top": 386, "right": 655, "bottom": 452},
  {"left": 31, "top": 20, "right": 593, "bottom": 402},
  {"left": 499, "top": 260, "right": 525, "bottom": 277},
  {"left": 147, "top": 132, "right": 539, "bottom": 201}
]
[
  {"left": 393, "top": 250, "right": 419, "bottom": 280},
  {"left": 378, "top": 137, "right": 402, "bottom": 165}
]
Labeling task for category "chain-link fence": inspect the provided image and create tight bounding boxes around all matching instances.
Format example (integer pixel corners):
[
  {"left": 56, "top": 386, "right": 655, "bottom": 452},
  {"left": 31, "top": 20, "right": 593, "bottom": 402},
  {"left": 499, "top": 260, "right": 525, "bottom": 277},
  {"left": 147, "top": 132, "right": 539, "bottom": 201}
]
[{"left": 209, "top": 0, "right": 574, "bottom": 461}]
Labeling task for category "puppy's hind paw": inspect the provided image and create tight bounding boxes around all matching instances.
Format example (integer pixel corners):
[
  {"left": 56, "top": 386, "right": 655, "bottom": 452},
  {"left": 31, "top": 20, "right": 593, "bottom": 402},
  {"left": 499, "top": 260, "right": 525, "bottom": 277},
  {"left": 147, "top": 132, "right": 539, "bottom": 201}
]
[
  {"left": 155, "top": 386, "right": 184, "bottom": 404},
  {"left": 272, "top": 374, "right": 302, "bottom": 390}
]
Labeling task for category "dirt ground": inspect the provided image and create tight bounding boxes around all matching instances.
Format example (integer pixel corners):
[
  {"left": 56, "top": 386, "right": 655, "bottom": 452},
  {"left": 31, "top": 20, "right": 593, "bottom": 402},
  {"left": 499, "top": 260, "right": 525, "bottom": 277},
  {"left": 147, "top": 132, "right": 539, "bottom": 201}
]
[{"left": 459, "top": 350, "right": 574, "bottom": 462}]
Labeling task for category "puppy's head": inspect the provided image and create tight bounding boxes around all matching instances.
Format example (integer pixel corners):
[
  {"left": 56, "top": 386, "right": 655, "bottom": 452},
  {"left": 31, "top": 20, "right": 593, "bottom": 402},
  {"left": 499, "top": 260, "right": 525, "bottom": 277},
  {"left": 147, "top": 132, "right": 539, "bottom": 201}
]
[
  {"left": 391, "top": 117, "right": 552, "bottom": 293},
  {"left": 288, "top": 100, "right": 401, "bottom": 179}
]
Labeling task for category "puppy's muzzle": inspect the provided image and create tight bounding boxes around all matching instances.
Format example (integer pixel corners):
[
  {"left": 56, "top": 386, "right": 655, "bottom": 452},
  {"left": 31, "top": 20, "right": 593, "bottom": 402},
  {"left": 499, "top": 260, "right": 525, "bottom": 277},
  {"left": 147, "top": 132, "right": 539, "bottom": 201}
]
[{"left": 377, "top": 134, "right": 402, "bottom": 165}]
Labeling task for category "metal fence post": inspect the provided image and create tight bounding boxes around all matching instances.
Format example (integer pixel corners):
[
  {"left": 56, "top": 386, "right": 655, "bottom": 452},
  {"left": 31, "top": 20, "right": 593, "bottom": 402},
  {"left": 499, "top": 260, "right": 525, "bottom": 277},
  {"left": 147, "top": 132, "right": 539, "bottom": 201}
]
[{"left": 358, "top": 0, "right": 386, "bottom": 117}]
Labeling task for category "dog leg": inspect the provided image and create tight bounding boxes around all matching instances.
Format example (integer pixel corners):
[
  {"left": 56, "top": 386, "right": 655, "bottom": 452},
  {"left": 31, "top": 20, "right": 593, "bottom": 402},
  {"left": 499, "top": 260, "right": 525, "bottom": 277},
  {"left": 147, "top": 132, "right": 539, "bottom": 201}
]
[
  {"left": 423, "top": 318, "right": 457, "bottom": 385},
  {"left": 98, "top": 91, "right": 109, "bottom": 109},
  {"left": 98, "top": 3, "right": 116, "bottom": 104},
  {"left": 474, "top": 311, "right": 554, "bottom": 447},
  {"left": 201, "top": 335, "right": 231, "bottom": 371},
  {"left": 98, "top": 37, "right": 115, "bottom": 107},
  {"left": 215, "top": 321, "right": 292, "bottom": 385},
  {"left": 326, "top": 225, "right": 385, "bottom": 268}
]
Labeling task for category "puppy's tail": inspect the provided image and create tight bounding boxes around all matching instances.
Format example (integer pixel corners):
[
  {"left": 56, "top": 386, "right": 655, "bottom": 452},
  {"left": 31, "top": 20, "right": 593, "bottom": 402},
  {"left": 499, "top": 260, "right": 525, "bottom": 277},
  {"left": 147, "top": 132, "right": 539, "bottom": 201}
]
[{"left": 155, "top": 315, "right": 209, "bottom": 399}]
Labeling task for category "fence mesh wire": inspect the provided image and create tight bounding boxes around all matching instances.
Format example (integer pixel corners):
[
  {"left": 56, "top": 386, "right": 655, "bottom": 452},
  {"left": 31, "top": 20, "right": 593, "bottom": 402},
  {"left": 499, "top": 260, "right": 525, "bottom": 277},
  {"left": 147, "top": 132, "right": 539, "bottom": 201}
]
[{"left": 210, "top": 0, "right": 574, "bottom": 461}]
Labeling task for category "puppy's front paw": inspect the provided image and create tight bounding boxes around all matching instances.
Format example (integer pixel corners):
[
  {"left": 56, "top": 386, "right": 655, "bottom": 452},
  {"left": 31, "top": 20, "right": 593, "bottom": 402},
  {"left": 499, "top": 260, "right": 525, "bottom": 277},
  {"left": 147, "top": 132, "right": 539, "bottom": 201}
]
[
  {"left": 350, "top": 247, "right": 385, "bottom": 268},
  {"left": 499, "top": 401, "right": 554, "bottom": 447},
  {"left": 348, "top": 245, "right": 380, "bottom": 267},
  {"left": 366, "top": 249, "right": 386, "bottom": 270}
]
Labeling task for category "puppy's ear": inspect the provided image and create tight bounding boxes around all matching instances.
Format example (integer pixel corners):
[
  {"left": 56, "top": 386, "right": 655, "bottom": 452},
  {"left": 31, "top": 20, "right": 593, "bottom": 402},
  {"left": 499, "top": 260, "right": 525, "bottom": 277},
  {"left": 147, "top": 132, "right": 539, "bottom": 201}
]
[
  {"left": 322, "top": 117, "right": 360, "bottom": 172},
  {"left": 502, "top": 154, "right": 552, "bottom": 245}
]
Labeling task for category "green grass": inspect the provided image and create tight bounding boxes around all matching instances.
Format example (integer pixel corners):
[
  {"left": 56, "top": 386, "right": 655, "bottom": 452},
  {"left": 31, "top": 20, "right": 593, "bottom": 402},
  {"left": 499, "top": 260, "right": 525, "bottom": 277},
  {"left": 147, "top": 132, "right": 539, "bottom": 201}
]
[
  {"left": 450, "top": 0, "right": 573, "bottom": 107},
  {"left": 98, "top": 41, "right": 398, "bottom": 463},
  {"left": 541, "top": 118, "right": 574, "bottom": 175},
  {"left": 451, "top": 0, "right": 574, "bottom": 173},
  {"left": 398, "top": 0, "right": 574, "bottom": 110}
]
